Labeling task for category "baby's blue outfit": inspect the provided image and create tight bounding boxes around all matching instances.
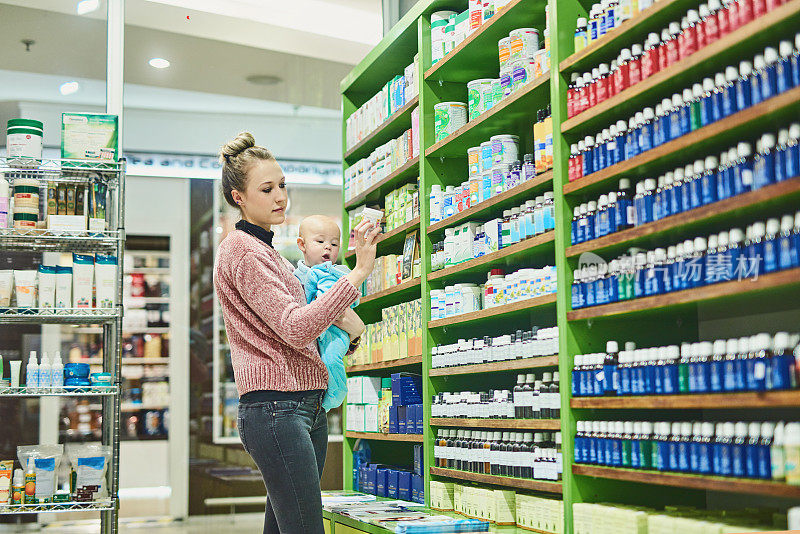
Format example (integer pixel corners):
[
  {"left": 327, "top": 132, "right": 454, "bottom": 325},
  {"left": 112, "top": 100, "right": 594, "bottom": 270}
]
[{"left": 294, "top": 260, "right": 358, "bottom": 411}]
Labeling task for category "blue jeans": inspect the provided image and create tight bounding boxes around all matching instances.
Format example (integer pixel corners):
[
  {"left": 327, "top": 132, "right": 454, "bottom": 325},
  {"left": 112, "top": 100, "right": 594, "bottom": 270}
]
[{"left": 238, "top": 391, "right": 328, "bottom": 534}]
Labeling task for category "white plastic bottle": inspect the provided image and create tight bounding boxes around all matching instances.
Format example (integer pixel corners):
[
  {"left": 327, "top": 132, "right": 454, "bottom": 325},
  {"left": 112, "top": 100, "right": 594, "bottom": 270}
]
[
  {"left": 26, "top": 351, "right": 39, "bottom": 392},
  {"left": 429, "top": 184, "right": 443, "bottom": 224},
  {"left": 38, "top": 352, "right": 51, "bottom": 392},
  {"left": 51, "top": 351, "right": 64, "bottom": 391}
]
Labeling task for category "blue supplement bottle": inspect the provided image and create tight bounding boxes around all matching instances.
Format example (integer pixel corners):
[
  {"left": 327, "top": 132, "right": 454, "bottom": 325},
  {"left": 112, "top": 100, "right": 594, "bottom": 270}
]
[
  {"left": 700, "top": 155, "right": 719, "bottom": 206},
  {"left": 717, "top": 422, "right": 734, "bottom": 476},
  {"left": 694, "top": 341, "right": 712, "bottom": 394},
  {"left": 662, "top": 345, "right": 679, "bottom": 394},
  {"left": 653, "top": 104, "right": 665, "bottom": 147},
  {"left": 745, "top": 422, "right": 762, "bottom": 478},
  {"left": 751, "top": 55, "right": 765, "bottom": 106},
  {"left": 726, "top": 228, "right": 745, "bottom": 282},
  {"left": 619, "top": 347, "right": 632, "bottom": 396},
  {"left": 757, "top": 422, "right": 774, "bottom": 480},
  {"left": 655, "top": 422, "right": 671, "bottom": 471},
  {"left": 603, "top": 341, "right": 620, "bottom": 397},
  {"left": 680, "top": 165, "right": 694, "bottom": 214},
  {"left": 697, "top": 422, "right": 715, "bottom": 474},
  {"left": 711, "top": 73, "right": 726, "bottom": 123},
  {"left": 621, "top": 421, "right": 634, "bottom": 467},
  {"left": 761, "top": 47, "right": 779, "bottom": 102},
  {"left": 753, "top": 133, "right": 777, "bottom": 190},
  {"left": 749, "top": 333, "right": 771, "bottom": 392},
  {"left": 610, "top": 421, "right": 623, "bottom": 466},
  {"left": 689, "top": 160, "right": 705, "bottom": 210},
  {"left": 571, "top": 206, "right": 581, "bottom": 245},
  {"left": 606, "top": 192, "right": 620, "bottom": 235},
  {"left": 709, "top": 339, "right": 728, "bottom": 393},
  {"left": 615, "top": 120, "right": 628, "bottom": 163},
  {"left": 731, "top": 422, "right": 748, "bottom": 478},
  {"left": 689, "top": 422, "right": 703, "bottom": 473},
  {"left": 735, "top": 335, "right": 751, "bottom": 392},
  {"left": 587, "top": 421, "right": 598, "bottom": 465},
  {"left": 662, "top": 246, "right": 676, "bottom": 294},
  {"left": 669, "top": 93, "right": 683, "bottom": 140},
  {"left": 639, "top": 421, "right": 654, "bottom": 469},
  {"left": 626, "top": 117, "right": 640, "bottom": 160},
  {"left": 677, "top": 422, "right": 692, "bottom": 473},
  {"left": 572, "top": 355, "right": 582, "bottom": 397},
  {"left": 583, "top": 136, "right": 595, "bottom": 176},
  {"left": 699, "top": 78, "right": 715, "bottom": 127},
  {"left": 585, "top": 200, "right": 596, "bottom": 241},
  {"left": 722, "top": 338, "right": 740, "bottom": 392},
  {"left": 642, "top": 178, "right": 656, "bottom": 225},
  {"left": 595, "top": 132, "right": 607, "bottom": 171},
  {"left": 792, "top": 34, "right": 800, "bottom": 88},
  {"left": 690, "top": 236, "right": 707, "bottom": 289},
  {"left": 736, "top": 61, "right": 754, "bottom": 111},
  {"left": 677, "top": 342, "right": 692, "bottom": 393},
  {"left": 778, "top": 215, "right": 799, "bottom": 271},
  {"left": 762, "top": 218, "right": 781, "bottom": 274},
  {"left": 689, "top": 83, "right": 703, "bottom": 132},
  {"left": 667, "top": 422, "right": 682, "bottom": 471},
  {"left": 669, "top": 168, "right": 684, "bottom": 216},
  {"left": 630, "top": 421, "right": 642, "bottom": 468},
  {"left": 732, "top": 142, "right": 754, "bottom": 195},
  {"left": 721, "top": 66, "right": 739, "bottom": 118},
  {"left": 704, "top": 234, "right": 720, "bottom": 286},
  {"left": 717, "top": 147, "right": 736, "bottom": 201},
  {"left": 641, "top": 108, "right": 656, "bottom": 152},
  {"left": 746, "top": 221, "right": 766, "bottom": 279},
  {"left": 771, "top": 332, "right": 796, "bottom": 391},
  {"left": 673, "top": 240, "right": 690, "bottom": 293},
  {"left": 777, "top": 41, "right": 796, "bottom": 94},
  {"left": 775, "top": 129, "right": 790, "bottom": 183},
  {"left": 659, "top": 98, "right": 673, "bottom": 145}
]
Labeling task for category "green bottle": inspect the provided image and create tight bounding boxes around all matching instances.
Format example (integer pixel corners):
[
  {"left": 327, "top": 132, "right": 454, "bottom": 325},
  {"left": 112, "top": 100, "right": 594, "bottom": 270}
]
[
  {"left": 640, "top": 421, "right": 654, "bottom": 470},
  {"left": 689, "top": 84, "right": 703, "bottom": 131},
  {"left": 621, "top": 421, "right": 633, "bottom": 467},
  {"left": 677, "top": 343, "right": 691, "bottom": 393}
]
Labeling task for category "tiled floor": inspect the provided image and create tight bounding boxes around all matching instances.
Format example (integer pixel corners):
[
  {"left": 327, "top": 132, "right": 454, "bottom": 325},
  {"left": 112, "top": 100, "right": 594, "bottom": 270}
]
[{"left": 0, "top": 514, "right": 265, "bottom": 534}]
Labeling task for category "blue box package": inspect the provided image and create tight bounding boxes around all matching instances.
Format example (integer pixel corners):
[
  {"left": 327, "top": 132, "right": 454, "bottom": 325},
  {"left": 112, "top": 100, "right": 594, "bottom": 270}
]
[
  {"left": 411, "top": 474, "right": 424, "bottom": 504},
  {"left": 398, "top": 470, "right": 411, "bottom": 501},
  {"left": 398, "top": 405, "right": 407, "bottom": 433},
  {"left": 414, "top": 445, "right": 423, "bottom": 475},
  {"left": 405, "top": 404, "right": 416, "bottom": 433},
  {"left": 391, "top": 372, "right": 423, "bottom": 406},
  {"left": 376, "top": 467, "right": 389, "bottom": 497},
  {"left": 415, "top": 403, "right": 424, "bottom": 434},
  {"left": 389, "top": 406, "right": 399, "bottom": 434},
  {"left": 366, "top": 464, "right": 377, "bottom": 495},
  {"left": 387, "top": 469, "right": 399, "bottom": 499}
]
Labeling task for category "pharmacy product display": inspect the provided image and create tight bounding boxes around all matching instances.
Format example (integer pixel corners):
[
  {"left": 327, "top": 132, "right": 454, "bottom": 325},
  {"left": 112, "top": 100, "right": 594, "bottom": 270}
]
[
  {"left": 574, "top": 418, "right": 793, "bottom": 482},
  {"left": 567, "top": 10, "right": 796, "bottom": 119},
  {"left": 573, "top": 333, "right": 798, "bottom": 398},
  {"left": 573, "top": 502, "right": 791, "bottom": 534},
  {"left": 431, "top": 326, "right": 559, "bottom": 369},
  {"left": 347, "top": 300, "right": 423, "bottom": 367},
  {"left": 431, "top": 266, "right": 556, "bottom": 319},
  {"left": 345, "top": 60, "right": 419, "bottom": 151},
  {"left": 568, "top": 37, "right": 800, "bottom": 182},
  {"left": 432, "top": 371, "right": 560, "bottom": 419},
  {"left": 572, "top": 211, "right": 800, "bottom": 309},
  {"left": 430, "top": 194, "right": 554, "bottom": 271},
  {"left": 572, "top": 0, "right": 653, "bottom": 54},
  {"left": 1, "top": 254, "right": 118, "bottom": 310},
  {"left": 434, "top": 429, "right": 562, "bottom": 481},
  {"left": 343, "top": 120, "right": 419, "bottom": 205},
  {"left": 431, "top": 2, "right": 518, "bottom": 65},
  {"left": 430, "top": 480, "right": 564, "bottom": 532},
  {"left": 0, "top": 444, "right": 112, "bottom": 506},
  {"left": 362, "top": 249, "right": 420, "bottom": 297},
  {"left": 346, "top": 373, "right": 423, "bottom": 435},
  {"left": 353, "top": 445, "right": 425, "bottom": 504},
  {"left": 571, "top": 124, "right": 800, "bottom": 243}
]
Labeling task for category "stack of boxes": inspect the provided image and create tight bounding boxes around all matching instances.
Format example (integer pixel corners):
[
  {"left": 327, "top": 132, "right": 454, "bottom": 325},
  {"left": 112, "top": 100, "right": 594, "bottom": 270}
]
[
  {"left": 355, "top": 454, "right": 425, "bottom": 504},
  {"left": 344, "top": 56, "right": 419, "bottom": 151},
  {"left": 346, "top": 300, "right": 423, "bottom": 367},
  {"left": 388, "top": 372, "right": 423, "bottom": 435},
  {"left": 344, "top": 373, "right": 422, "bottom": 436},
  {"left": 383, "top": 180, "right": 420, "bottom": 233},
  {"left": 429, "top": 481, "right": 563, "bottom": 532},
  {"left": 345, "top": 376, "right": 381, "bottom": 433}
]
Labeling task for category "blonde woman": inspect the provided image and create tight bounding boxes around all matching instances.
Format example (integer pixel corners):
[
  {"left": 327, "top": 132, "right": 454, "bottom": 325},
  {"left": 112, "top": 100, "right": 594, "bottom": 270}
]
[{"left": 213, "top": 133, "right": 379, "bottom": 533}]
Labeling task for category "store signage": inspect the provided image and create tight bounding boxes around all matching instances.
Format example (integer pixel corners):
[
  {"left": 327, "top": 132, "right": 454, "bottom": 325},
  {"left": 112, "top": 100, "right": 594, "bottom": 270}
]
[{"left": 123, "top": 151, "right": 342, "bottom": 185}]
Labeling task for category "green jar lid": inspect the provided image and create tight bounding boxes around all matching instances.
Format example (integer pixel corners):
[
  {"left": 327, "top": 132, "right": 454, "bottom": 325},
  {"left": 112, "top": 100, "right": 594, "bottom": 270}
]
[
  {"left": 7, "top": 118, "right": 43, "bottom": 130},
  {"left": 13, "top": 185, "right": 40, "bottom": 195},
  {"left": 13, "top": 212, "right": 38, "bottom": 222},
  {"left": 381, "top": 377, "right": 392, "bottom": 389}
]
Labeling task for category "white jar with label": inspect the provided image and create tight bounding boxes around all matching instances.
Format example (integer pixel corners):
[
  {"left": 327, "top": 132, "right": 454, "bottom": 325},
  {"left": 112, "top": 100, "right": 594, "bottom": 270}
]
[
  {"left": 6, "top": 119, "right": 43, "bottom": 163},
  {"left": 460, "top": 283, "right": 482, "bottom": 313},
  {"left": 491, "top": 134, "right": 520, "bottom": 166},
  {"left": 444, "top": 285, "right": 456, "bottom": 317}
]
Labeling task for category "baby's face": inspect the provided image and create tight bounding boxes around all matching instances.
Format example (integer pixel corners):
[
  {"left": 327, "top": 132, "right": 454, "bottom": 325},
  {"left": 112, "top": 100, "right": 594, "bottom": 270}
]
[{"left": 300, "top": 219, "right": 341, "bottom": 266}]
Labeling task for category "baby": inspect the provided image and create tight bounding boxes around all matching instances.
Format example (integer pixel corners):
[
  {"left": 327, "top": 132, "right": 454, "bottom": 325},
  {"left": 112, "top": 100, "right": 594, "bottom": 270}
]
[{"left": 294, "top": 215, "right": 358, "bottom": 411}]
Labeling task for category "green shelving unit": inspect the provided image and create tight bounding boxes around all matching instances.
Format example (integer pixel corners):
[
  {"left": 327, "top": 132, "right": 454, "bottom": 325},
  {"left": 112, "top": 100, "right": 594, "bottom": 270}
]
[{"left": 339, "top": 0, "right": 800, "bottom": 532}]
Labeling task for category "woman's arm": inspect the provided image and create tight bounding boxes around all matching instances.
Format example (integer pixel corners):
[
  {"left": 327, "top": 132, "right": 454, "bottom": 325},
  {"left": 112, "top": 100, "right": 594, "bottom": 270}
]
[{"left": 234, "top": 252, "right": 359, "bottom": 350}]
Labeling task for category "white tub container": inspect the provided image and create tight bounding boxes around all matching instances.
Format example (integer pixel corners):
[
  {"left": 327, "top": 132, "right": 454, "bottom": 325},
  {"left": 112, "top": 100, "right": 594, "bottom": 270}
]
[
  {"left": 434, "top": 102, "right": 467, "bottom": 142},
  {"left": 7, "top": 119, "right": 43, "bottom": 162},
  {"left": 467, "top": 79, "right": 494, "bottom": 120},
  {"left": 509, "top": 28, "right": 540, "bottom": 60},
  {"left": 491, "top": 134, "right": 520, "bottom": 166}
]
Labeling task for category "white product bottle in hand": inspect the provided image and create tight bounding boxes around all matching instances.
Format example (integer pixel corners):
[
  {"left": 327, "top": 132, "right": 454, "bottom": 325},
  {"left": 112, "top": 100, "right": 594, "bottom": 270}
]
[
  {"left": 38, "top": 352, "right": 51, "bottom": 391},
  {"left": 51, "top": 351, "right": 64, "bottom": 391},
  {"left": 26, "top": 351, "right": 38, "bottom": 392}
]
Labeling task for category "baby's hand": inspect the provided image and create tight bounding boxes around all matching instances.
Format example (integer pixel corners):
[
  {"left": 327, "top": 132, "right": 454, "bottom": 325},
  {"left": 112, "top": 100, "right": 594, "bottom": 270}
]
[{"left": 334, "top": 308, "right": 365, "bottom": 341}]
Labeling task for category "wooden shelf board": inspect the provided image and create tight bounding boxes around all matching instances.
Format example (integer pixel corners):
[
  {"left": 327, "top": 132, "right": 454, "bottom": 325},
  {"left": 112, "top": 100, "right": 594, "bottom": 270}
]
[
  {"left": 425, "top": 74, "right": 551, "bottom": 159},
  {"left": 424, "top": 0, "right": 540, "bottom": 82},
  {"left": 568, "top": 267, "right": 800, "bottom": 321},
  {"left": 429, "top": 355, "right": 559, "bottom": 377},
  {"left": 429, "top": 294, "right": 557, "bottom": 329},
  {"left": 344, "top": 157, "right": 419, "bottom": 209},
  {"left": 345, "top": 431, "right": 423, "bottom": 442},
  {"left": 561, "top": 0, "right": 800, "bottom": 134},
  {"left": 564, "top": 85, "right": 800, "bottom": 195},
  {"left": 430, "top": 467, "right": 563, "bottom": 494},
  {"left": 566, "top": 177, "right": 800, "bottom": 257},
  {"left": 572, "top": 464, "right": 800, "bottom": 498},
  {"left": 428, "top": 172, "right": 553, "bottom": 234},
  {"left": 346, "top": 355, "right": 423, "bottom": 374},
  {"left": 345, "top": 96, "right": 419, "bottom": 162},
  {"left": 571, "top": 390, "right": 800, "bottom": 409},
  {"left": 346, "top": 217, "right": 420, "bottom": 259},
  {"left": 430, "top": 418, "right": 560, "bottom": 430},
  {"left": 429, "top": 231, "right": 555, "bottom": 282},
  {"left": 358, "top": 277, "right": 421, "bottom": 305},
  {"left": 558, "top": 0, "right": 689, "bottom": 73}
]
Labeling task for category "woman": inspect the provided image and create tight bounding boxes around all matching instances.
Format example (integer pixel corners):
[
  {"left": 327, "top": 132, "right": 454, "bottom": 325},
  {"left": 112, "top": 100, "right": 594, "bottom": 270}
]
[{"left": 213, "top": 132, "right": 379, "bottom": 534}]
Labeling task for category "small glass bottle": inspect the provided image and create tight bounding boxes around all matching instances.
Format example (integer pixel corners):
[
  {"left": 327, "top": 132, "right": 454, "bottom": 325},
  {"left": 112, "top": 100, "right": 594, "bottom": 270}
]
[{"left": 642, "top": 32, "right": 661, "bottom": 79}]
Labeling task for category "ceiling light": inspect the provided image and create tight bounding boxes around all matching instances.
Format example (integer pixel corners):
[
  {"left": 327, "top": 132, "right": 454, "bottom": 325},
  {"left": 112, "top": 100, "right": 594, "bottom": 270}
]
[
  {"left": 246, "top": 74, "right": 282, "bottom": 86},
  {"left": 59, "top": 82, "right": 80, "bottom": 95},
  {"left": 149, "top": 58, "right": 170, "bottom": 69},
  {"left": 77, "top": 0, "right": 100, "bottom": 15}
]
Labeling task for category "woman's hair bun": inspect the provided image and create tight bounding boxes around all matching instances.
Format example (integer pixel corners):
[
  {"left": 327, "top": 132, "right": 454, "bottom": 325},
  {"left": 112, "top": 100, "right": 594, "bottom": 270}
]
[{"left": 220, "top": 132, "right": 256, "bottom": 162}]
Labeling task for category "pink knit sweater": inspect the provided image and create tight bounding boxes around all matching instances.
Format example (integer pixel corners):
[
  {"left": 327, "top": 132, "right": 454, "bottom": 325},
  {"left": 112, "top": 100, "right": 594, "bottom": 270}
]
[{"left": 214, "top": 230, "right": 360, "bottom": 396}]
